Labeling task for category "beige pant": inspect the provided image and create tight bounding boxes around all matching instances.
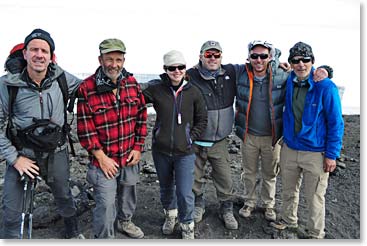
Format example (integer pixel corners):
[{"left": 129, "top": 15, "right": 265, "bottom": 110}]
[
  {"left": 240, "top": 134, "right": 280, "bottom": 208},
  {"left": 280, "top": 143, "right": 329, "bottom": 239}
]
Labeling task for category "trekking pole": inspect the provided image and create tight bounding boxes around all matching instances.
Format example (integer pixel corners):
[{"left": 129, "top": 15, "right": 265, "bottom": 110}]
[
  {"left": 27, "top": 176, "right": 42, "bottom": 239},
  {"left": 19, "top": 175, "right": 29, "bottom": 239}
]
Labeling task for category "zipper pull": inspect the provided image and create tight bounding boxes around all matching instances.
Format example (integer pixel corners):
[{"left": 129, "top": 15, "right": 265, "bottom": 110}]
[
  {"left": 177, "top": 113, "right": 182, "bottom": 125},
  {"left": 39, "top": 91, "right": 43, "bottom": 105}
]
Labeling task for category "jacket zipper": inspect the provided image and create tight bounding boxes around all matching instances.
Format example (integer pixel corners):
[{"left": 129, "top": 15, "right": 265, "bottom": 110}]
[{"left": 39, "top": 91, "right": 44, "bottom": 118}]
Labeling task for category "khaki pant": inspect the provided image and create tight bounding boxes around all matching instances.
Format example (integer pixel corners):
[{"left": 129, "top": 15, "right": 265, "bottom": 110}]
[
  {"left": 280, "top": 143, "right": 329, "bottom": 239},
  {"left": 193, "top": 139, "right": 234, "bottom": 202},
  {"left": 240, "top": 134, "right": 280, "bottom": 208}
]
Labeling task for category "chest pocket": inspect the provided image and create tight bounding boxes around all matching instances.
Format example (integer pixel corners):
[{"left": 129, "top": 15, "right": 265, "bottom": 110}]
[
  {"left": 91, "top": 103, "right": 114, "bottom": 115},
  {"left": 121, "top": 97, "right": 140, "bottom": 118},
  {"left": 303, "top": 102, "right": 319, "bottom": 125}
]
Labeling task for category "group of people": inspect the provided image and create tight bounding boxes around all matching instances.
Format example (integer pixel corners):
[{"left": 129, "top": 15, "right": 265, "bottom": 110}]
[{"left": 0, "top": 28, "right": 344, "bottom": 240}]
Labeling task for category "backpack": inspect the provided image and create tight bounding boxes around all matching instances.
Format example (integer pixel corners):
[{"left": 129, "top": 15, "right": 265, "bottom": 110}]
[{"left": 5, "top": 43, "right": 76, "bottom": 157}]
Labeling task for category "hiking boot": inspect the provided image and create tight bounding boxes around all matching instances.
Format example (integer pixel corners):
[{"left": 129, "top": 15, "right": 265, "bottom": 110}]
[
  {"left": 239, "top": 205, "right": 254, "bottom": 218},
  {"left": 162, "top": 209, "right": 178, "bottom": 235},
  {"left": 194, "top": 207, "right": 205, "bottom": 223},
  {"left": 218, "top": 211, "right": 238, "bottom": 230},
  {"left": 117, "top": 220, "right": 144, "bottom": 239},
  {"left": 180, "top": 222, "right": 194, "bottom": 239},
  {"left": 264, "top": 208, "right": 276, "bottom": 221},
  {"left": 270, "top": 219, "right": 298, "bottom": 230}
]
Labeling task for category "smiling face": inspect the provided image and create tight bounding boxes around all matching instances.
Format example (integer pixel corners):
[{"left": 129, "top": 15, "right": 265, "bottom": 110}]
[
  {"left": 249, "top": 45, "right": 272, "bottom": 76},
  {"left": 23, "top": 39, "right": 51, "bottom": 75},
  {"left": 165, "top": 64, "right": 186, "bottom": 85},
  {"left": 200, "top": 49, "right": 222, "bottom": 71},
  {"left": 290, "top": 56, "right": 313, "bottom": 81},
  {"left": 99, "top": 51, "right": 125, "bottom": 83}
]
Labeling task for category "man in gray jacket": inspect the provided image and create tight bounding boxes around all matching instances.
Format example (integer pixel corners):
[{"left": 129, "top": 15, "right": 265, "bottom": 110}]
[{"left": 0, "top": 29, "right": 83, "bottom": 239}]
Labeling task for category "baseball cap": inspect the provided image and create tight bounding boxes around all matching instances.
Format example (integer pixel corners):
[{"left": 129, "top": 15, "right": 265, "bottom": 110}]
[
  {"left": 99, "top": 38, "right": 126, "bottom": 54},
  {"left": 200, "top": 40, "right": 222, "bottom": 54},
  {"left": 248, "top": 40, "right": 273, "bottom": 51}
]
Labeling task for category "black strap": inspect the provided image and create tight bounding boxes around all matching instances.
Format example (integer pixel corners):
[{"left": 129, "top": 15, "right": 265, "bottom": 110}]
[
  {"left": 7, "top": 72, "right": 76, "bottom": 156},
  {"left": 56, "top": 73, "right": 76, "bottom": 157}
]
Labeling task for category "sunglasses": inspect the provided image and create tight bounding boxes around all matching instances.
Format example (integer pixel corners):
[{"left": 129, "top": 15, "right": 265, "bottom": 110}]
[
  {"left": 291, "top": 57, "right": 312, "bottom": 64},
  {"left": 203, "top": 51, "right": 221, "bottom": 59},
  {"left": 165, "top": 65, "right": 186, "bottom": 72},
  {"left": 250, "top": 53, "right": 269, "bottom": 60}
]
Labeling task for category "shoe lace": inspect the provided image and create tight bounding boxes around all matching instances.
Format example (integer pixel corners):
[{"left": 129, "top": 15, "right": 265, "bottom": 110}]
[
  {"left": 165, "top": 216, "right": 176, "bottom": 227},
  {"left": 223, "top": 212, "right": 236, "bottom": 222},
  {"left": 181, "top": 225, "right": 194, "bottom": 238}
]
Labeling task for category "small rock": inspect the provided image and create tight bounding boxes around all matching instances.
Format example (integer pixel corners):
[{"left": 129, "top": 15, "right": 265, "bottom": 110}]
[{"left": 71, "top": 185, "right": 81, "bottom": 197}]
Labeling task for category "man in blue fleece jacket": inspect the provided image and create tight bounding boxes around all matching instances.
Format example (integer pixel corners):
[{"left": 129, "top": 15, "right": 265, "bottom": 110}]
[{"left": 270, "top": 42, "right": 344, "bottom": 239}]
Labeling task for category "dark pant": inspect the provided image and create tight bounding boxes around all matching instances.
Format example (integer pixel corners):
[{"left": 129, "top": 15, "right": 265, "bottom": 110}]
[
  {"left": 1, "top": 149, "right": 77, "bottom": 238},
  {"left": 152, "top": 151, "right": 195, "bottom": 224},
  {"left": 193, "top": 139, "right": 234, "bottom": 203}
]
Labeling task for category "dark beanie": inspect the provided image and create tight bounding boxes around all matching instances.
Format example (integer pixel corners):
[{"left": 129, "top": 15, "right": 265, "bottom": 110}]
[
  {"left": 24, "top": 28, "right": 55, "bottom": 55},
  {"left": 288, "top": 41, "right": 314, "bottom": 63}
]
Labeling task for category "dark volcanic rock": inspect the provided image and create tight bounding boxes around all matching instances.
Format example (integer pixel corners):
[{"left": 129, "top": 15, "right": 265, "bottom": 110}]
[{"left": 0, "top": 114, "right": 360, "bottom": 239}]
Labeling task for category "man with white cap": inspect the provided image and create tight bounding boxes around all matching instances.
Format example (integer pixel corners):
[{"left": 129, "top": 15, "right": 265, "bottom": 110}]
[
  {"left": 143, "top": 50, "right": 207, "bottom": 239},
  {"left": 77, "top": 38, "right": 147, "bottom": 239},
  {"left": 235, "top": 40, "right": 288, "bottom": 221}
]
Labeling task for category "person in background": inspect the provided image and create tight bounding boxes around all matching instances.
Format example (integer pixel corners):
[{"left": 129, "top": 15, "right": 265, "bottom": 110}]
[
  {"left": 77, "top": 38, "right": 147, "bottom": 239},
  {"left": 270, "top": 42, "right": 344, "bottom": 239},
  {"left": 142, "top": 50, "right": 207, "bottom": 239},
  {"left": 0, "top": 28, "right": 84, "bottom": 239}
]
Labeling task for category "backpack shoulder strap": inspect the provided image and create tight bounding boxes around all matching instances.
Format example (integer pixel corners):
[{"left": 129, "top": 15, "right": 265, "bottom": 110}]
[
  {"left": 56, "top": 72, "right": 76, "bottom": 113},
  {"left": 56, "top": 72, "right": 68, "bottom": 107},
  {"left": 6, "top": 86, "right": 23, "bottom": 149},
  {"left": 7, "top": 86, "right": 19, "bottom": 118},
  {"left": 56, "top": 72, "right": 76, "bottom": 157}
]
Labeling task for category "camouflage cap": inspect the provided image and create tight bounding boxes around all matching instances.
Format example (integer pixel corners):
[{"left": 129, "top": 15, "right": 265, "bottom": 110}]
[
  {"left": 288, "top": 41, "right": 314, "bottom": 63},
  {"left": 99, "top": 38, "right": 126, "bottom": 54}
]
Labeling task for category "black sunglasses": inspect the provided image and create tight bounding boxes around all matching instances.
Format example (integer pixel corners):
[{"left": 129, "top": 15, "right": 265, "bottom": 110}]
[
  {"left": 291, "top": 57, "right": 312, "bottom": 64},
  {"left": 165, "top": 65, "right": 186, "bottom": 72},
  {"left": 250, "top": 53, "right": 269, "bottom": 60}
]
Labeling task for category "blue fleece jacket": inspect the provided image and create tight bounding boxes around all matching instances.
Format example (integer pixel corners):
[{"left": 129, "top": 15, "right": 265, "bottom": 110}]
[{"left": 283, "top": 68, "right": 344, "bottom": 160}]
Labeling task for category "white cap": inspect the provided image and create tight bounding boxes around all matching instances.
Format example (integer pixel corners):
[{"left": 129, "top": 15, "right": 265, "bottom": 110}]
[{"left": 163, "top": 50, "right": 186, "bottom": 66}]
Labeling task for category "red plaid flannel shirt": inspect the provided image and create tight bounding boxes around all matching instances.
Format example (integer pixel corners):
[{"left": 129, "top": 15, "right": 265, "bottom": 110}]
[{"left": 77, "top": 74, "right": 147, "bottom": 167}]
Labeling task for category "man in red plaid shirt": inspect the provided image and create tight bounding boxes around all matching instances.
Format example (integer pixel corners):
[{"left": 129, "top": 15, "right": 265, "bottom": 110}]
[{"left": 77, "top": 38, "right": 147, "bottom": 239}]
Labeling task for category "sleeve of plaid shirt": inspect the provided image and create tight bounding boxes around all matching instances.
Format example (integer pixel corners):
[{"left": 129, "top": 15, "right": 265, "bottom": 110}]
[
  {"left": 76, "top": 84, "right": 103, "bottom": 152},
  {"left": 132, "top": 84, "right": 148, "bottom": 152}
]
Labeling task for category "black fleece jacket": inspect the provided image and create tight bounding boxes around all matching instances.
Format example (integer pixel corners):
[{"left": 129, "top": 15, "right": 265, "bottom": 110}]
[{"left": 143, "top": 74, "right": 207, "bottom": 156}]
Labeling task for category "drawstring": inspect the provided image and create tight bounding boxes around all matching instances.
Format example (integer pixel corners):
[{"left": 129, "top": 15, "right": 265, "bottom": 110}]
[{"left": 170, "top": 86, "right": 184, "bottom": 125}]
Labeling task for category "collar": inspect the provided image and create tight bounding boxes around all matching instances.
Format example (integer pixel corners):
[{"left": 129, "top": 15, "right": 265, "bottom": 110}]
[
  {"left": 21, "top": 65, "right": 55, "bottom": 90},
  {"left": 194, "top": 62, "right": 225, "bottom": 80},
  {"left": 95, "top": 66, "right": 124, "bottom": 94}
]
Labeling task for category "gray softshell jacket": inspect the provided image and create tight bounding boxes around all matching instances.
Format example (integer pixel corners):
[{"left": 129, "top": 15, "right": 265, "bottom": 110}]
[{"left": 0, "top": 64, "right": 81, "bottom": 166}]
